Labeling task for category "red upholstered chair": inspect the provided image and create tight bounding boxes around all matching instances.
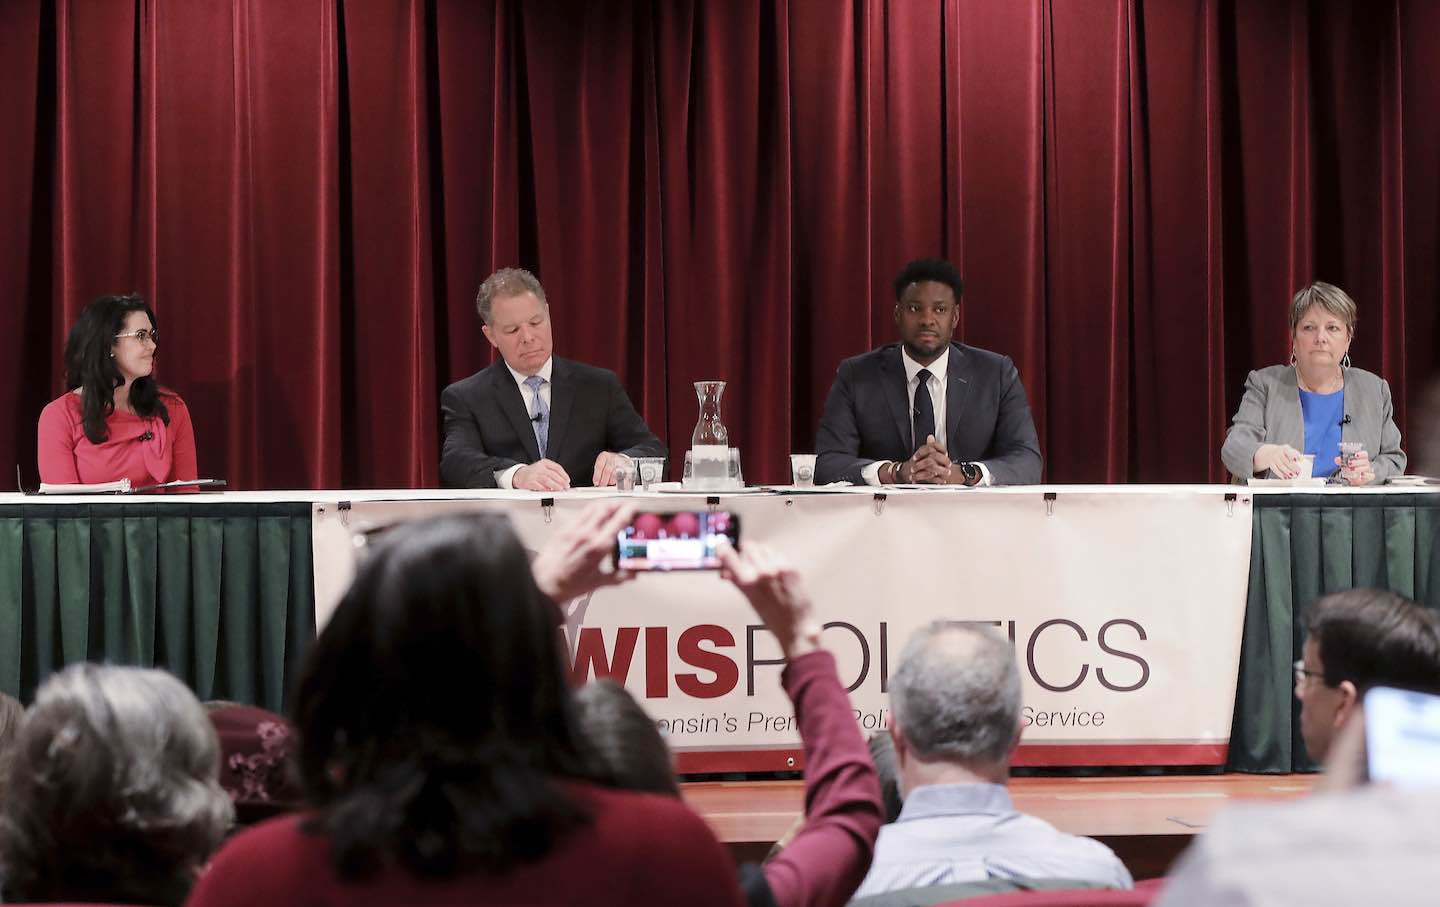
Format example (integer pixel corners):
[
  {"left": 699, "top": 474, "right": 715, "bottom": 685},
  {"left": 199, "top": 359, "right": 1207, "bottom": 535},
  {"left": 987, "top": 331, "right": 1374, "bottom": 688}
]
[{"left": 935, "top": 878, "right": 1166, "bottom": 907}]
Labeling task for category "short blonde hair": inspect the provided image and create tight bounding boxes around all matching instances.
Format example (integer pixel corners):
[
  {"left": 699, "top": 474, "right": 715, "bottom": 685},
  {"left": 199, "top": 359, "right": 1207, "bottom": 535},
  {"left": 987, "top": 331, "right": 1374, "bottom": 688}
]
[
  {"left": 475, "top": 268, "right": 546, "bottom": 325},
  {"left": 1289, "top": 281, "right": 1357, "bottom": 336}
]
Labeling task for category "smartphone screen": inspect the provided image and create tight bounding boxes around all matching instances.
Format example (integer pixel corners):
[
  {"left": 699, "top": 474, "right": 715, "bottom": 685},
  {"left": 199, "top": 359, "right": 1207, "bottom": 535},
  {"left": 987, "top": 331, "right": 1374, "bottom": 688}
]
[
  {"left": 1364, "top": 685, "right": 1440, "bottom": 788},
  {"left": 614, "top": 511, "right": 740, "bottom": 571}
]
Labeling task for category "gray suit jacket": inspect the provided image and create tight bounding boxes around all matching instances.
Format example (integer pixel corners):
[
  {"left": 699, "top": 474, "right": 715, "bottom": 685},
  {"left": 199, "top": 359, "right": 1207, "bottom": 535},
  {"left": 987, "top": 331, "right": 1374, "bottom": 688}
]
[
  {"left": 1220, "top": 364, "right": 1406, "bottom": 483},
  {"left": 814, "top": 343, "right": 1043, "bottom": 486}
]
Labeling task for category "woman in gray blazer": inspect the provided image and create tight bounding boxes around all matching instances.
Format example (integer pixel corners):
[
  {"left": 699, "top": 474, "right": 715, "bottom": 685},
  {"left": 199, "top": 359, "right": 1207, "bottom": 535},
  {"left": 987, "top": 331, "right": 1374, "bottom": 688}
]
[{"left": 1221, "top": 282, "right": 1405, "bottom": 485}]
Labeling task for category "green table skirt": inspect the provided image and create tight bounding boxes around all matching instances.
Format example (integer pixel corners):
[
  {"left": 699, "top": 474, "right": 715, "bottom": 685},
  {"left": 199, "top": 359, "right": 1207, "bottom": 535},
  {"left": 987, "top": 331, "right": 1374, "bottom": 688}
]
[
  {"left": 1229, "top": 493, "right": 1440, "bottom": 772},
  {"left": 0, "top": 502, "right": 314, "bottom": 712}
]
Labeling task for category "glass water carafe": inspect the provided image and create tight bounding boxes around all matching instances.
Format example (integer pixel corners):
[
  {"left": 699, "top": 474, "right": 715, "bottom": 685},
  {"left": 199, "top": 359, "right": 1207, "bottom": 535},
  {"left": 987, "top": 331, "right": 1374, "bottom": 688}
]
[{"left": 688, "top": 381, "right": 731, "bottom": 490}]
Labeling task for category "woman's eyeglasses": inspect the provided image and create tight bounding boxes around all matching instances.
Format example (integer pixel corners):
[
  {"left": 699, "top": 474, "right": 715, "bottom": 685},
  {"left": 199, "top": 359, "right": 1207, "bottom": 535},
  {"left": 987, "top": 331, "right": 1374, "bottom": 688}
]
[{"left": 115, "top": 329, "right": 158, "bottom": 345}]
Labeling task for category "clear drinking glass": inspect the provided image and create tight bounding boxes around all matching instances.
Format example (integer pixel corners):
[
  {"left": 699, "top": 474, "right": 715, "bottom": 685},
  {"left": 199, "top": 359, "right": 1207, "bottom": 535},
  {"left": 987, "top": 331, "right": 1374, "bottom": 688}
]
[
  {"left": 613, "top": 461, "right": 637, "bottom": 492},
  {"left": 727, "top": 448, "right": 744, "bottom": 488}
]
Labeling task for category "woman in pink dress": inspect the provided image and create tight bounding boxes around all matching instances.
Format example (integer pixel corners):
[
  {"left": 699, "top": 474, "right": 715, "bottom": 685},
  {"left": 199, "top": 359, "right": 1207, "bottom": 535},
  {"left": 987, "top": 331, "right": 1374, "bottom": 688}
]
[{"left": 36, "top": 294, "right": 196, "bottom": 489}]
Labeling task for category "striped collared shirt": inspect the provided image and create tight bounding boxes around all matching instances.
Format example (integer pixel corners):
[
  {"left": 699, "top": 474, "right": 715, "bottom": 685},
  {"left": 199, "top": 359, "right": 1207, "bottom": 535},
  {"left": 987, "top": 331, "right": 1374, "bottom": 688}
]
[{"left": 852, "top": 782, "right": 1133, "bottom": 899}]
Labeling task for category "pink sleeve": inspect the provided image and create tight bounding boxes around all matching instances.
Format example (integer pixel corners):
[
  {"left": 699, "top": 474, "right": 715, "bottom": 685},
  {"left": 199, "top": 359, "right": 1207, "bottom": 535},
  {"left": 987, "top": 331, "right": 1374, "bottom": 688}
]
[
  {"left": 762, "top": 650, "right": 884, "bottom": 907},
  {"left": 36, "top": 400, "right": 81, "bottom": 484},
  {"left": 167, "top": 395, "right": 199, "bottom": 483}
]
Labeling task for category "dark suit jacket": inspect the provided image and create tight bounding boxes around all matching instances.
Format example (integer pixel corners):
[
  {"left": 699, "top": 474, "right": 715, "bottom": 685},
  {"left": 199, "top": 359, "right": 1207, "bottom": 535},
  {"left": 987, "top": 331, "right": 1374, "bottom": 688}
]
[
  {"left": 440, "top": 357, "right": 666, "bottom": 488},
  {"left": 814, "top": 343, "right": 1043, "bottom": 486}
]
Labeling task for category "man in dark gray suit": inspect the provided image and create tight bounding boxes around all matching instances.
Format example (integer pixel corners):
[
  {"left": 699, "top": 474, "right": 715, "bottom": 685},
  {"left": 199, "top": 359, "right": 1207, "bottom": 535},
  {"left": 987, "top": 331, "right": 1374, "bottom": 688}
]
[
  {"left": 440, "top": 268, "right": 666, "bottom": 490},
  {"left": 815, "top": 259, "right": 1042, "bottom": 487}
]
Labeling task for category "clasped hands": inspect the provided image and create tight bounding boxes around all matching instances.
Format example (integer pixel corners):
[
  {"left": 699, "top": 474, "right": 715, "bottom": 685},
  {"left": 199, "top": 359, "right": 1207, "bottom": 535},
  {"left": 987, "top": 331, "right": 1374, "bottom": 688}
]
[
  {"left": 512, "top": 451, "right": 632, "bottom": 491},
  {"left": 895, "top": 435, "right": 963, "bottom": 485}
]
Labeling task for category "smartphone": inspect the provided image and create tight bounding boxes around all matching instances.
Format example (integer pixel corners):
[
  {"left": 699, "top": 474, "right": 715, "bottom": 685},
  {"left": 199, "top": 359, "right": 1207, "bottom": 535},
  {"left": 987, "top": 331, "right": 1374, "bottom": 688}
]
[
  {"left": 1364, "top": 685, "right": 1440, "bottom": 788},
  {"left": 614, "top": 510, "right": 740, "bottom": 571}
]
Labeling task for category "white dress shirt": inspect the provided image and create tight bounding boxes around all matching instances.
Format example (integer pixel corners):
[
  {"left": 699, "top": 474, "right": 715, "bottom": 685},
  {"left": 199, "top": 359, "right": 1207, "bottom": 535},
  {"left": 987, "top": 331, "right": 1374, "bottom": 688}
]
[
  {"left": 861, "top": 347, "right": 991, "bottom": 486},
  {"left": 495, "top": 357, "right": 553, "bottom": 489}
]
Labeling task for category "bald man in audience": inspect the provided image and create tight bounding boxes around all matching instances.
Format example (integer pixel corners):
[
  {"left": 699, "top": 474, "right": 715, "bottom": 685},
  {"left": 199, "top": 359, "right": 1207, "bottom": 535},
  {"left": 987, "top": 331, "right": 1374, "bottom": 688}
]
[{"left": 852, "top": 622, "right": 1131, "bottom": 898}]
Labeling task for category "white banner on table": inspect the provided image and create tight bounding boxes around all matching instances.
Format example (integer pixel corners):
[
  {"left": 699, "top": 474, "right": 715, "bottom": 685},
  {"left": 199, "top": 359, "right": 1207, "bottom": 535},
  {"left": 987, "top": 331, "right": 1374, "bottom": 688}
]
[{"left": 312, "top": 488, "right": 1253, "bottom": 768}]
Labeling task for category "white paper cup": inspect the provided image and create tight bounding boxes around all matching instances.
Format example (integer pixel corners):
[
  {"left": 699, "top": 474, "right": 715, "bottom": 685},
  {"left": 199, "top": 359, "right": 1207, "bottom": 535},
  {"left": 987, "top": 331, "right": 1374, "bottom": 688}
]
[
  {"left": 790, "top": 454, "right": 818, "bottom": 487},
  {"left": 1298, "top": 454, "right": 1315, "bottom": 479},
  {"left": 635, "top": 457, "right": 666, "bottom": 489}
]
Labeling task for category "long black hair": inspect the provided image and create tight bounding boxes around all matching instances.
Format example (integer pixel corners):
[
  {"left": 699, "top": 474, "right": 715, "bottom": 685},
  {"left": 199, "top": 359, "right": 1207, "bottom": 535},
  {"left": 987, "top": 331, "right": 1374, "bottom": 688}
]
[
  {"left": 63, "top": 294, "right": 169, "bottom": 444},
  {"left": 292, "top": 513, "right": 595, "bottom": 880}
]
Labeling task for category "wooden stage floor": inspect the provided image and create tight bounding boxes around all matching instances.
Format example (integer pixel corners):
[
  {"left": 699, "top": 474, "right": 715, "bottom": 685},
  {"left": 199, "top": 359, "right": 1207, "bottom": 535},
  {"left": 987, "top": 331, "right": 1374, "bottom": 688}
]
[{"left": 683, "top": 773, "right": 1315, "bottom": 878}]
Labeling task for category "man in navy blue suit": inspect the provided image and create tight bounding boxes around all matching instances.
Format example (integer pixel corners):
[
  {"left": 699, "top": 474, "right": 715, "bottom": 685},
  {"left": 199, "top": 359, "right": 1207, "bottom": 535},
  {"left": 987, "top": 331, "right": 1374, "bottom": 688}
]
[
  {"left": 815, "top": 259, "right": 1042, "bottom": 487},
  {"left": 440, "top": 268, "right": 665, "bottom": 490}
]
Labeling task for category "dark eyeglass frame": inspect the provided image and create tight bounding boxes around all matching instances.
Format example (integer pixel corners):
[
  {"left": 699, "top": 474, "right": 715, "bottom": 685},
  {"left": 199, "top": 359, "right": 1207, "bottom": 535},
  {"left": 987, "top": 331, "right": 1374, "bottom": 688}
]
[{"left": 1293, "top": 659, "right": 1328, "bottom": 686}]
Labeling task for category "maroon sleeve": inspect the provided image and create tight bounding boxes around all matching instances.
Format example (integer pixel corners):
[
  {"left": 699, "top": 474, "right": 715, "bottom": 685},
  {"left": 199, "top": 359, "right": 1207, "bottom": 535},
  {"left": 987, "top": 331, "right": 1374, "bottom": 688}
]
[
  {"left": 762, "top": 650, "right": 884, "bottom": 907},
  {"left": 36, "top": 398, "right": 81, "bottom": 484}
]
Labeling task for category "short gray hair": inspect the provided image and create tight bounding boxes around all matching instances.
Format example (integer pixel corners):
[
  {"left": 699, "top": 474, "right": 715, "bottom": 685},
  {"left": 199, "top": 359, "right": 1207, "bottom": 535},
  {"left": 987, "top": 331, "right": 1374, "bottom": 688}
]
[
  {"left": 476, "top": 267, "right": 547, "bottom": 325},
  {"left": 0, "top": 664, "right": 233, "bottom": 905},
  {"left": 890, "top": 621, "right": 1022, "bottom": 768},
  {"left": 1289, "top": 281, "right": 1357, "bottom": 336}
]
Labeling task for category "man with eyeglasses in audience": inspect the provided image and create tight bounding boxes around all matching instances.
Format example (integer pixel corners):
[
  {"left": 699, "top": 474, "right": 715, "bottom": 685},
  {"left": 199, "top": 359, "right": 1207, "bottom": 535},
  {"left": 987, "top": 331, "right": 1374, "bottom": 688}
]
[
  {"left": 1155, "top": 588, "right": 1440, "bottom": 906},
  {"left": 1291, "top": 587, "right": 1440, "bottom": 764}
]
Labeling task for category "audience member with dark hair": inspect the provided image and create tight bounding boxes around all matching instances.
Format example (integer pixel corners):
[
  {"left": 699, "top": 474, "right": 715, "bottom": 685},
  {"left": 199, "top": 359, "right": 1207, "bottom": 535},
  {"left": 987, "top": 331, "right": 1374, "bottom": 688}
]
[
  {"left": 852, "top": 622, "right": 1131, "bottom": 899},
  {"left": 1158, "top": 589, "right": 1440, "bottom": 907},
  {"left": 37, "top": 293, "right": 198, "bottom": 489},
  {"left": 0, "top": 664, "right": 233, "bottom": 906},
  {"left": 866, "top": 730, "right": 904, "bottom": 824},
  {"left": 1295, "top": 587, "right": 1440, "bottom": 763},
  {"left": 187, "top": 509, "right": 743, "bottom": 907},
  {"left": 571, "top": 680, "right": 682, "bottom": 798},
  {"left": 574, "top": 542, "right": 885, "bottom": 907}
]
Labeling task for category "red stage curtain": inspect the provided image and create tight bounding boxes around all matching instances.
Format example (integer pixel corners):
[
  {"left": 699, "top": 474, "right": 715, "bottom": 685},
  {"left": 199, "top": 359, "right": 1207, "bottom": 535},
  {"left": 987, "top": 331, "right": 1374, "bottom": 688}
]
[{"left": 1, "top": 0, "right": 1436, "bottom": 488}]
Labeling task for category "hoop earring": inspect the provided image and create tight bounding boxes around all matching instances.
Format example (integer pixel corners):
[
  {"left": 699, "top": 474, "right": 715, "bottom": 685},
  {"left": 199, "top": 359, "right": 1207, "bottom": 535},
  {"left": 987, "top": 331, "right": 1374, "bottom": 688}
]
[
  {"left": 1341, "top": 352, "right": 1351, "bottom": 369},
  {"left": 1290, "top": 349, "right": 1296, "bottom": 366}
]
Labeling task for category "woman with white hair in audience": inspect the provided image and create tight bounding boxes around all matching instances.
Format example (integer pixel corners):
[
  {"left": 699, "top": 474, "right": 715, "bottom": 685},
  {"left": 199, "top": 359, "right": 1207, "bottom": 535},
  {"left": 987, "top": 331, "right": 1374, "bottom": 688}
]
[{"left": 0, "top": 664, "right": 233, "bottom": 906}]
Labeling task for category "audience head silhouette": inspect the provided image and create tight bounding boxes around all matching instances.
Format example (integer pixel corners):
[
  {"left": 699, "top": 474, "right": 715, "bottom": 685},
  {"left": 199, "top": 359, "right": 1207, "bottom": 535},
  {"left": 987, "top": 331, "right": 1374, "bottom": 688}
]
[
  {"left": 1298, "top": 587, "right": 1440, "bottom": 762},
  {"left": 291, "top": 511, "right": 594, "bottom": 879},
  {"left": 0, "top": 664, "right": 232, "bottom": 906}
]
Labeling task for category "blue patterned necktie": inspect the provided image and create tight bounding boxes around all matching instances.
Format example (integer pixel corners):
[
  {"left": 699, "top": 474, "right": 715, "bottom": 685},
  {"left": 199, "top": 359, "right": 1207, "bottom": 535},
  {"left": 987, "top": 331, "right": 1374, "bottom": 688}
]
[
  {"left": 912, "top": 368, "right": 935, "bottom": 453},
  {"left": 524, "top": 375, "right": 549, "bottom": 457}
]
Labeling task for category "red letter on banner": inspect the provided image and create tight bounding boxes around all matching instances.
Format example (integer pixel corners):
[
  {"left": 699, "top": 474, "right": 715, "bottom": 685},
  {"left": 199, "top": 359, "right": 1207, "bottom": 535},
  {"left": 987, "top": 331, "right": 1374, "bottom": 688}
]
[
  {"left": 675, "top": 625, "right": 738, "bottom": 698},
  {"left": 569, "top": 627, "right": 640, "bottom": 685}
]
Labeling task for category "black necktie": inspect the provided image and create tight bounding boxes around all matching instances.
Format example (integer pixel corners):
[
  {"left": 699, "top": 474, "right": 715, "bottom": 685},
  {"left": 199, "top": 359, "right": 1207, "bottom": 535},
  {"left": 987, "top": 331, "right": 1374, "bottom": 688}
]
[{"left": 913, "top": 369, "right": 935, "bottom": 453}]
